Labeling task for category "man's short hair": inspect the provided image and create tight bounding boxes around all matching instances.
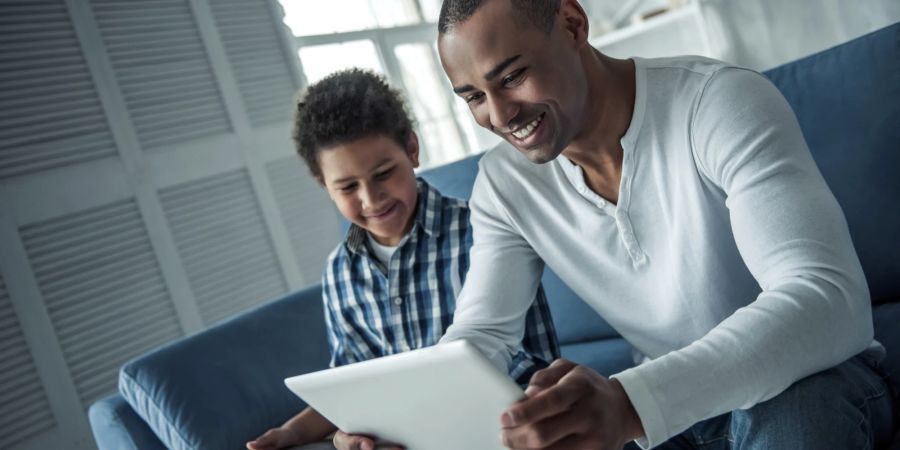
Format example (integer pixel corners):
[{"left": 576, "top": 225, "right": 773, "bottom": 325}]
[
  {"left": 292, "top": 69, "right": 414, "bottom": 180},
  {"left": 438, "top": 0, "right": 561, "bottom": 35}
]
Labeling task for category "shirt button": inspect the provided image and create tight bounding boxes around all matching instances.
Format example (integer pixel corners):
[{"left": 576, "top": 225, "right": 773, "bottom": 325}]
[
  {"left": 393, "top": 297, "right": 403, "bottom": 306},
  {"left": 578, "top": 186, "right": 587, "bottom": 194},
  {"left": 597, "top": 200, "right": 606, "bottom": 207}
]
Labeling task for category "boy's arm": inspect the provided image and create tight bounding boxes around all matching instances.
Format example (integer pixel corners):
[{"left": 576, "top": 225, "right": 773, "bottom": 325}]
[
  {"left": 439, "top": 163, "right": 546, "bottom": 371},
  {"left": 281, "top": 407, "right": 337, "bottom": 442}
]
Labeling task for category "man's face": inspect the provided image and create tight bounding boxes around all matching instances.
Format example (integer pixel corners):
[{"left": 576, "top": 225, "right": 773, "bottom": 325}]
[{"left": 439, "top": 0, "right": 588, "bottom": 164}]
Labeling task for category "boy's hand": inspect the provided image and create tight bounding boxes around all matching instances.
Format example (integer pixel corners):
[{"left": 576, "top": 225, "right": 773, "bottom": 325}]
[
  {"left": 246, "top": 426, "right": 301, "bottom": 450},
  {"left": 499, "top": 359, "right": 645, "bottom": 450},
  {"left": 333, "top": 430, "right": 404, "bottom": 450}
]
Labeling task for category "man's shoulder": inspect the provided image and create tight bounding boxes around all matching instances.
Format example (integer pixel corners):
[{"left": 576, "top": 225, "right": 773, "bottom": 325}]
[{"left": 640, "top": 55, "right": 734, "bottom": 78}]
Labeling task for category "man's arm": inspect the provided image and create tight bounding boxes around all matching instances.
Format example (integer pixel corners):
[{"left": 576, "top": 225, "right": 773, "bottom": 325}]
[
  {"left": 439, "top": 160, "right": 547, "bottom": 371},
  {"left": 613, "top": 67, "right": 872, "bottom": 447}
]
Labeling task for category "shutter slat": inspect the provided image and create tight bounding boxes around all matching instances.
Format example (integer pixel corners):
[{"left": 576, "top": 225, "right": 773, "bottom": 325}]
[
  {"left": 0, "top": 276, "right": 55, "bottom": 448},
  {"left": 92, "top": 0, "right": 230, "bottom": 150},
  {"left": 24, "top": 201, "right": 182, "bottom": 407}
]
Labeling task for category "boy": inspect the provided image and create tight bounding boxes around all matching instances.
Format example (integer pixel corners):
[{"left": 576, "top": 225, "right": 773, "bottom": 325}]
[{"left": 246, "top": 68, "right": 559, "bottom": 450}]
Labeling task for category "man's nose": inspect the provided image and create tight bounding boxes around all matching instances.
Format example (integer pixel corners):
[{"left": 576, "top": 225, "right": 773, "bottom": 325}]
[{"left": 487, "top": 95, "right": 519, "bottom": 132}]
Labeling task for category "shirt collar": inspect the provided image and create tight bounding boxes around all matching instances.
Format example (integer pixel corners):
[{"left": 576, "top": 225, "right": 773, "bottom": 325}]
[{"left": 344, "top": 178, "right": 444, "bottom": 255}]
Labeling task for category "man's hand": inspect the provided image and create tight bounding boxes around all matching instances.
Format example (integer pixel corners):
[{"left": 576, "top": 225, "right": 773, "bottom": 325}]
[
  {"left": 332, "top": 430, "right": 404, "bottom": 450},
  {"left": 500, "top": 359, "right": 644, "bottom": 449},
  {"left": 246, "top": 426, "right": 301, "bottom": 450}
]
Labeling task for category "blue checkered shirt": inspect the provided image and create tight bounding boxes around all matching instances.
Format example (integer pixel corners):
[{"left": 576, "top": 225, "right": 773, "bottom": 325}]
[{"left": 322, "top": 179, "right": 559, "bottom": 384}]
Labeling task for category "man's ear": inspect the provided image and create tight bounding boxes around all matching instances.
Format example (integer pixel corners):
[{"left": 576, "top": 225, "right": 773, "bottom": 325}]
[
  {"left": 406, "top": 132, "right": 421, "bottom": 169},
  {"left": 559, "top": 0, "right": 589, "bottom": 47}
]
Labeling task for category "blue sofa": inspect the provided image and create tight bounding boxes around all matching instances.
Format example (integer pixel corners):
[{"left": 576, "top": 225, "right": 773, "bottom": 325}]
[{"left": 90, "top": 23, "right": 900, "bottom": 450}]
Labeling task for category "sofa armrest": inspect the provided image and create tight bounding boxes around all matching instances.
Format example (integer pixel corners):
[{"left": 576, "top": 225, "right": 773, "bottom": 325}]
[
  {"left": 89, "top": 394, "right": 167, "bottom": 450},
  {"left": 119, "top": 285, "right": 330, "bottom": 450}
]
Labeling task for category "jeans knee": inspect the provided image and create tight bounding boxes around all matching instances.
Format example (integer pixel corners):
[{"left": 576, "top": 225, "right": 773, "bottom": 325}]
[{"left": 730, "top": 358, "right": 890, "bottom": 449}]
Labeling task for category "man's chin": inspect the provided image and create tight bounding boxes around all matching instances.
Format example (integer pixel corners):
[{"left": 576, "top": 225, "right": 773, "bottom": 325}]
[{"left": 516, "top": 145, "right": 560, "bottom": 165}]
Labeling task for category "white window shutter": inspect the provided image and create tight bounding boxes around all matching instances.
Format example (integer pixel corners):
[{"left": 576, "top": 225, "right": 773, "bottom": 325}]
[
  {"left": 0, "top": 0, "right": 117, "bottom": 179},
  {"left": 266, "top": 156, "right": 340, "bottom": 286},
  {"left": 18, "top": 200, "right": 184, "bottom": 408},
  {"left": 0, "top": 276, "right": 56, "bottom": 449},
  {"left": 209, "top": 0, "right": 298, "bottom": 126},
  {"left": 90, "top": 0, "right": 232, "bottom": 150},
  {"left": 159, "top": 170, "right": 288, "bottom": 325}
]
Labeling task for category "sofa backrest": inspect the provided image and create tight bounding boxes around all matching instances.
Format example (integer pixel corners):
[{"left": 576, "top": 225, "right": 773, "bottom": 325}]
[{"left": 762, "top": 22, "right": 900, "bottom": 303}]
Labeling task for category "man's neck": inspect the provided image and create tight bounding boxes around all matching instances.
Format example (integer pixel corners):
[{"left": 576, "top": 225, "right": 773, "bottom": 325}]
[{"left": 562, "top": 52, "right": 636, "bottom": 203}]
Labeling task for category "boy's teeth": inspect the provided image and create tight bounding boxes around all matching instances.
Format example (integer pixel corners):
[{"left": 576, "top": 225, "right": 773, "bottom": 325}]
[{"left": 512, "top": 114, "right": 543, "bottom": 140}]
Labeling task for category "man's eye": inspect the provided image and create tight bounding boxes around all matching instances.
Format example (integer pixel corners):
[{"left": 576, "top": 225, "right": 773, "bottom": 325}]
[
  {"left": 465, "top": 92, "right": 484, "bottom": 104},
  {"left": 503, "top": 68, "right": 527, "bottom": 86}
]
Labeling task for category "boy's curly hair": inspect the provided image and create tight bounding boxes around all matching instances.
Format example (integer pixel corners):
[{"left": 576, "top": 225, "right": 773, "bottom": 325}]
[{"left": 292, "top": 69, "right": 415, "bottom": 180}]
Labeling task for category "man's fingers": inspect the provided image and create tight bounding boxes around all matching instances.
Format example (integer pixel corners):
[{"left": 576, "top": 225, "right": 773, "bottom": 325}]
[
  {"left": 500, "top": 405, "right": 583, "bottom": 449},
  {"left": 502, "top": 375, "right": 584, "bottom": 427},
  {"left": 526, "top": 359, "right": 577, "bottom": 392}
]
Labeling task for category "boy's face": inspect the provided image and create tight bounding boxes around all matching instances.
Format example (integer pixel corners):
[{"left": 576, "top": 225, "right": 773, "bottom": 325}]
[
  {"left": 318, "top": 134, "right": 420, "bottom": 246},
  {"left": 438, "top": 0, "right": 590, "bottom": 164}
]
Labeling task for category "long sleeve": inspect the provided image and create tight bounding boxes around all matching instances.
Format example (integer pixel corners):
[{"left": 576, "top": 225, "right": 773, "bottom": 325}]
[
  {"left": 612, "top": 68, "right": 873, "bottom": 447},
  {"left": 438, "top": 166, "right": 547, "bottom": 371}
]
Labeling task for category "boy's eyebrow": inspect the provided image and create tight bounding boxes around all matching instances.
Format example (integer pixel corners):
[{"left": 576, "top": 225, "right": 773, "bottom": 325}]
[
  {"left": 452, "top": 54, "right": 522, "bottom": 95},
  {"left": 329, "top": 158, "right": 393, "bottom": 184}
]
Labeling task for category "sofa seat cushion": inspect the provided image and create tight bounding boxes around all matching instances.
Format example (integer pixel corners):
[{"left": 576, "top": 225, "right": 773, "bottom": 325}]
[
  {"left": 118, "top": 286, "right": 330, "bottom": 450},
  {"left": 89, "top": 394, "right": 167, "bottom": 450},
  {"left": 560, "top": 338, "right": 634, "bottom": 377}
]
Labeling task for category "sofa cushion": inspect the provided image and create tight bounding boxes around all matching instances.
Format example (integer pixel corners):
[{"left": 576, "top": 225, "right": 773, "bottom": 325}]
[
  {"left": 118, "top": 286, "right": 329, "bottom": 450},
  {"left": 89, "top": 394, "right": 167, "bottom": 450},
  {"left": 763, "top": 23, "right": 900, "bottom": 302}
]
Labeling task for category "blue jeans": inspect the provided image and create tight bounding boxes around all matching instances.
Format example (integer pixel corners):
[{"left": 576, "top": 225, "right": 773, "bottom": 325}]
[{"left": 634, "top": 353, "right": 896, "bottom": 450}]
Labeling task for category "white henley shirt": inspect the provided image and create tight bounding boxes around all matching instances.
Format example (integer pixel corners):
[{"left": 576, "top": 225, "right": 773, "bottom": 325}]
[{"left": 440, "top": 56, "right": 875, "bottom": 448}]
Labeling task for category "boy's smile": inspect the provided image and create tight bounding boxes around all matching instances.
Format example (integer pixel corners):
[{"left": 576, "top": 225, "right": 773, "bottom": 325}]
[{"left": 318, "top": 134, "right": 420, "bottom": 246}]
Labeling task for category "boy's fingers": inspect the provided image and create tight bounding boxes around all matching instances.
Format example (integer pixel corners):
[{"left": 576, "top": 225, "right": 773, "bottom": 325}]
[{"left": 334, "top": 431, "right": 376, "bottom": 450}]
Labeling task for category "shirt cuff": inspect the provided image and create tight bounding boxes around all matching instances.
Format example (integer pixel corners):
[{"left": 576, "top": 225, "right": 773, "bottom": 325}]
[{"left": 611, "top": 367, "right": 669, "bottom": 449}]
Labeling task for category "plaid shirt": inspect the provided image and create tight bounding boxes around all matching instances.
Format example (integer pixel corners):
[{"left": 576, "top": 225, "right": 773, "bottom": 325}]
[{"left": 322, "top": 179, "right": 559, "bottom": 384}]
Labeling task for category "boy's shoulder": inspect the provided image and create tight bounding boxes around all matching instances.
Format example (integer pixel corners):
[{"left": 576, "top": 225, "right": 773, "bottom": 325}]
[{"left": 419, "top": 180, "right": 471, "bottom": 231}]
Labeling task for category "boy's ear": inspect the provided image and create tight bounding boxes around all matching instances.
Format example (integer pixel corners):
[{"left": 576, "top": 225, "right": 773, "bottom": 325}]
[{"left": 406, "top": 132, "right": 420, "bottom": 168}]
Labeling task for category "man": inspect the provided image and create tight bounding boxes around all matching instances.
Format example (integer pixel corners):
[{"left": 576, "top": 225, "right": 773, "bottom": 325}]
[{"left": 436, "top": 0, "right": 895, "bottom": 448}]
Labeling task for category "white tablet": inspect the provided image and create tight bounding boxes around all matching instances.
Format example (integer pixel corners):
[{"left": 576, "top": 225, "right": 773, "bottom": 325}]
[{"left": 284, "top": 340, "right": 523, "bottom": 449}]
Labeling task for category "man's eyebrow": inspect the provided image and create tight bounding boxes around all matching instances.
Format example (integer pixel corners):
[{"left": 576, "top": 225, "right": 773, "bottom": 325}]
[
  {"left": 484, "top": 55, "right": 521, "bottom": 81},
  {"left": 451, "top": 55, "right": 523, "bottom": 95}
]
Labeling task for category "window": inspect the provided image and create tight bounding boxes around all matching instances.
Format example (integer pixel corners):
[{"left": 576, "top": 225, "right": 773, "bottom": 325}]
[{"left": 279, "top": 0, "right": 481, "bottom": 169}]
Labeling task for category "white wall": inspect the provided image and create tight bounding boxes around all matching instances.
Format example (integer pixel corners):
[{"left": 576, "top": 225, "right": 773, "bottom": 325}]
[{"left": 699, "top": 0, "right": 900, "bottom": 70}]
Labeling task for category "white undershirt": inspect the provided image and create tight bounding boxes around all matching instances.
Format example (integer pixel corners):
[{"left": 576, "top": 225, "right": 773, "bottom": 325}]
[
  {"left": 367, "top": 232, "right": 400, "bottom": 268},
  {"left": 440, "top": 56, "right": 875, "bottom": 447}
]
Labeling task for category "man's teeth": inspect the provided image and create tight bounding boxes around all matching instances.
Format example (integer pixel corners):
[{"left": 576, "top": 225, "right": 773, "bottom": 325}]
[{"left": 512, "top": 114, "right": 543, "bottom": 140}]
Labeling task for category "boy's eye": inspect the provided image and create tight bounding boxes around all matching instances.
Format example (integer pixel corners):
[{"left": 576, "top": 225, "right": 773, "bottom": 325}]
[
  {"left": 374, "top": 168, "right": 393, "bottom": 180},
  {"left": 502, "top": 68, "right": 527, "bottom": 87},
  {"left": 338, "top": 182, "right": 357, "bottom": 192}
]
